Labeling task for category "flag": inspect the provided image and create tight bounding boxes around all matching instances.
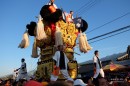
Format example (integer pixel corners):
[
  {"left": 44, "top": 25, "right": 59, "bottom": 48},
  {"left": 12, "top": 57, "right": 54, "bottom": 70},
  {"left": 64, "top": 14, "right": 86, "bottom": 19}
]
[{"left": 73, "top": 17, "right": 83, "bottom": 28}]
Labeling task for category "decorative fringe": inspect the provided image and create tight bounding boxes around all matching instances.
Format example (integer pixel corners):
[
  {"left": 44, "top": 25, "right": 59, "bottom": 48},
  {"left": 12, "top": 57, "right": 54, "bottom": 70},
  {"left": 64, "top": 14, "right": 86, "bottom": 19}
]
[
  {"left": 18, "top": 30, "right": 29, "bottom": 48},
  {"left": 55, "top": 26, "right": 63, "bottom": 47},
  {"left": 79, "top": 32, "right": 88, "bottom": 53},
  {"left": 36, "top": 15, "right": 47, "bottom": 40},
  {"left": 79, "top": 32, "right": 92, "bottom": 53},
  {"left": 31, "top": 38, "right": 39, "bottom": 58},
  {"left": 83, "top": 33, "right": 92, "bottom": 50}
]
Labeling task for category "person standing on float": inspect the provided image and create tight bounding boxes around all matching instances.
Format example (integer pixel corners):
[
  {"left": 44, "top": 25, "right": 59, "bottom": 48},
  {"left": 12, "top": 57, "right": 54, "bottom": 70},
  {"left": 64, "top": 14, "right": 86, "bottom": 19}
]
[
  {"left": 47, "top": 0, "right": 58, "bottom": 9},
  {"left": 50, "top": 45, "right": 73, "bottom": 82},
  {"left": 66, "top": 11, "right": 74, "bottom": 23}
]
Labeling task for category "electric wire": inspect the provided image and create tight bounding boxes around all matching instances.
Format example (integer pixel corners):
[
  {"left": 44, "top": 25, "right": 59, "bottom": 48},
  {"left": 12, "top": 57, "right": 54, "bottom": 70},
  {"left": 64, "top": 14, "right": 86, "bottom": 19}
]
[
  {"left": 75, "top": 0, "right": 93, "bottom": 15},
  {"left": 76, "top": 0, "right": 97, "bottom": 16},
  {"left": 89, "top": 28, "right": 130, "bottom": 44},
  {"left": 87, "top": 12, "right": 130, "bottom": 34},
  {"left": 78, "top": 0, "right": 98, "bottom": 16},
  {"left": 88, "top": 25, "right": 130, "bottom": 41}
]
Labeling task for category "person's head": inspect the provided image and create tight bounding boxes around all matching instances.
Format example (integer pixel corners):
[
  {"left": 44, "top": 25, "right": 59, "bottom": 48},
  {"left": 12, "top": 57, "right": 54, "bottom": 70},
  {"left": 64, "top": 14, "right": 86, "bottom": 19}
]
[
  {"left": 70, "top": 11, "right": 73, "bottom": 15},
  {"left": 48, "top": 81, "right": 72, "bottom": 86},
  {"left": 57, "top": 45, "right": 64, "bottom": 51},
  {"left": 94, "top": 50, "right": 99, "bottom": 57},
  {"left": 5, "top": 79, "right": 11, "bottom": 86},
  {"left": 50, "top": 0, "right": 55, "bottom": 3},
  {"left": 19, "top": 79, "right": 27, "bottom": 86},
  {"left": 87, "top": 78, "right": 94, "bottom": 86},
  {"left": 21, "top": 58, "right": 25, "bottom": 62},
  {"left": 98, "top": 78, "right": 108, "bottom": 86}
]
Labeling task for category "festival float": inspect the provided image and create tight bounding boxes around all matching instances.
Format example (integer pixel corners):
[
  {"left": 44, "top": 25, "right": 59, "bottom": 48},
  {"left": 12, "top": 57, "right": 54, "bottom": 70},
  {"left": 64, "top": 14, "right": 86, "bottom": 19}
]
[{"left": 18, "top": 2, "right": 92, "bottom": 81}]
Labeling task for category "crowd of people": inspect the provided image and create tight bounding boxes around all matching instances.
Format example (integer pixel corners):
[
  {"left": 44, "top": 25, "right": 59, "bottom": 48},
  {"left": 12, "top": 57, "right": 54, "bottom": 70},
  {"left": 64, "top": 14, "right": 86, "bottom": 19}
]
[
  {"left": 0, "top": 47, "right": 130, "bottom": 86},
  {"left": 0, "top": 77, "right": 130, "bottom": 86}
]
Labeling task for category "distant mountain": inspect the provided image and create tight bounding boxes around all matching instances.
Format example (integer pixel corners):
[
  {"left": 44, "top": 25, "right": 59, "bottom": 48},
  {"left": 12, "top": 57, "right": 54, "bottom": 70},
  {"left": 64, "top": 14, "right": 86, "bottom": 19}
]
[
  {"left": 79, "top": 52, "right": 126, "bottom": 65},
  {"left": 0, "top": 74, "right": 13, "bottom": 80},
  {"left": 0, "top": 69, "right": 36, "bottom": 80}
]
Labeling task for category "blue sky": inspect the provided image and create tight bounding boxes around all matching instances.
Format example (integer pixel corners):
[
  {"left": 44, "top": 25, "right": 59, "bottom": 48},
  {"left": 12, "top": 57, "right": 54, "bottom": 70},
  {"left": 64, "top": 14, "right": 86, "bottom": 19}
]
[{"left": 0, "top": 0, "right": 130, "bottom": 77}]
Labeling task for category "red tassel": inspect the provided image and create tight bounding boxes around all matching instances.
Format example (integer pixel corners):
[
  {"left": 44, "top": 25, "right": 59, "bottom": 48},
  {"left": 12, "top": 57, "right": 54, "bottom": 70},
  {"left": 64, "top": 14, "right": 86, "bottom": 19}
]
[{"left": 50, "top": 23, "right": 56, "bottom": 41}]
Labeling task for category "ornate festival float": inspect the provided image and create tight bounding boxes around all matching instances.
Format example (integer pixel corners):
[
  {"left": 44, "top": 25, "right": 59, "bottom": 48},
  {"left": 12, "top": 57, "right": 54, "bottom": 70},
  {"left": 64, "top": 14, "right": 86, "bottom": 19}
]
[{"left": 18, "top": 1, "right": 92, "bottom": 81}]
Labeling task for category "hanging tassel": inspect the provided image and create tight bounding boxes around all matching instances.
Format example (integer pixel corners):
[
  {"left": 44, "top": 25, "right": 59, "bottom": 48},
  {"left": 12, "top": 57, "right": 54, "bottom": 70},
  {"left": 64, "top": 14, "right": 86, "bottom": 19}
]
[
  {"left": 31, "top": 38, "right": 39, "bottom": 58},
  {"left": 36, "top": 15, "right": 47, "bottom": 40},
  {"left": 18, "top": 30, "right": 29, "bottom": 48},
  {"left": 83, "top": 33, "right": 92, "bottom": 51},
  {"left": 55, "top": 26, "right": 63, "bottom": 47},
  {"left": 79, "top": 32, "right": 88, "bottom": 53}
]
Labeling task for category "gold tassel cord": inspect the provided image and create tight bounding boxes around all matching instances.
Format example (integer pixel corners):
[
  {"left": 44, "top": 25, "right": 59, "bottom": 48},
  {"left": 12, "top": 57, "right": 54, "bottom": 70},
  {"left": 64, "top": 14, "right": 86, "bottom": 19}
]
[
  {"left": 83, "top": 33, "right": 92, "bottom": 51},
  {"left": 79, "top": 32, "right": 92, "bottom": 53},
  {"left": 31, "top": 38, "right": 39, "bottom": 58},
  {"left": 79, "top": 32, "right": 88, "bottom": 53}
]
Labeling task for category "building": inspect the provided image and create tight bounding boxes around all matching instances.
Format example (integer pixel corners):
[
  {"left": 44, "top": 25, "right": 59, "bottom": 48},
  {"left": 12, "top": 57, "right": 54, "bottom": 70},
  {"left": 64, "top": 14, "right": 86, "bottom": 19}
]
[{"left": 78, "top": 51, "right": 130, "bottom": 81}]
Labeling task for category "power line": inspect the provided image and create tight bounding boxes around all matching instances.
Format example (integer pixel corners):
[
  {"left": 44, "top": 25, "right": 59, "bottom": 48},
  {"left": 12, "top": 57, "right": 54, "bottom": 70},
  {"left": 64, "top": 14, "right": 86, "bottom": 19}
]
[
  {"left": 87, "top": 12, "right": 130, "bottom": 34},
  {"left": 78, "top": 0, "right": 102, "bottom": 17},
  {"left": 74, "top": 0, "right": 93, "bottom": 15},
  {"left": 75, "top": 0, "right": 91, "bottom": 14},
  {"left": 74, "top": 0, "right": 88, "bottom": 14},
  {"left": 88, "top": 25, "right": 130, "bottom": 41},
  {"left": 89, "top": 28, "right": 130, "bottom": 44},
  {"left": 77, "top": 0, "right": 98, "bottom": 16},
  {"left": 78, "top": 0, "right": 98, "bottom": 16}
]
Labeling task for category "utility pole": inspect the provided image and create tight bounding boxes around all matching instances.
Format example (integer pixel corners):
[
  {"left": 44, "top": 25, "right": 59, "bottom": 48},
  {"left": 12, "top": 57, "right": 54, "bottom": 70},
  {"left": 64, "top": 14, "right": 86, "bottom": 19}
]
[{"left": 127, "top": 45, "right": 130, "bottom": 59}]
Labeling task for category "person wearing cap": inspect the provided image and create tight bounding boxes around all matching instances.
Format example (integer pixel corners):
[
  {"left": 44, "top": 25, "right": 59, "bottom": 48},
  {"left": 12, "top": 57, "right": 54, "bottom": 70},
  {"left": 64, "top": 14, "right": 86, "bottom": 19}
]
[
  {"left": 50, "top": 45, "right": 73, "bottom": 82},
  {"left": 93, "top": 50, "right": 104, "bottom": 86},
  {"left": 47, "top": 0, "right": 58, "bottom": 9},
  {"left": 16, "top": 58, "right": 30, "bottom": 81},
  {"left": 66, "top": 11, "right": 74, "bottom": 23}
]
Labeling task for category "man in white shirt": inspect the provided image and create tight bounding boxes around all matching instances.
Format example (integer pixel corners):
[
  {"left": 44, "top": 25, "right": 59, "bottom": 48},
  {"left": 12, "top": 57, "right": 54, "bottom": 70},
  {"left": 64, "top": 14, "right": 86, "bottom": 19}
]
[
  {"left": 16, "top": 58, "right": 30, "bottom": 81},
  {"left": 50, "top": 45, "right": 73, "bottom": 82},
  {"left": 93, "top": 50, "right": 104, "bottom": 86},
  {"left": 47, "top": 0, "right": 58, "bottom": 9}
]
